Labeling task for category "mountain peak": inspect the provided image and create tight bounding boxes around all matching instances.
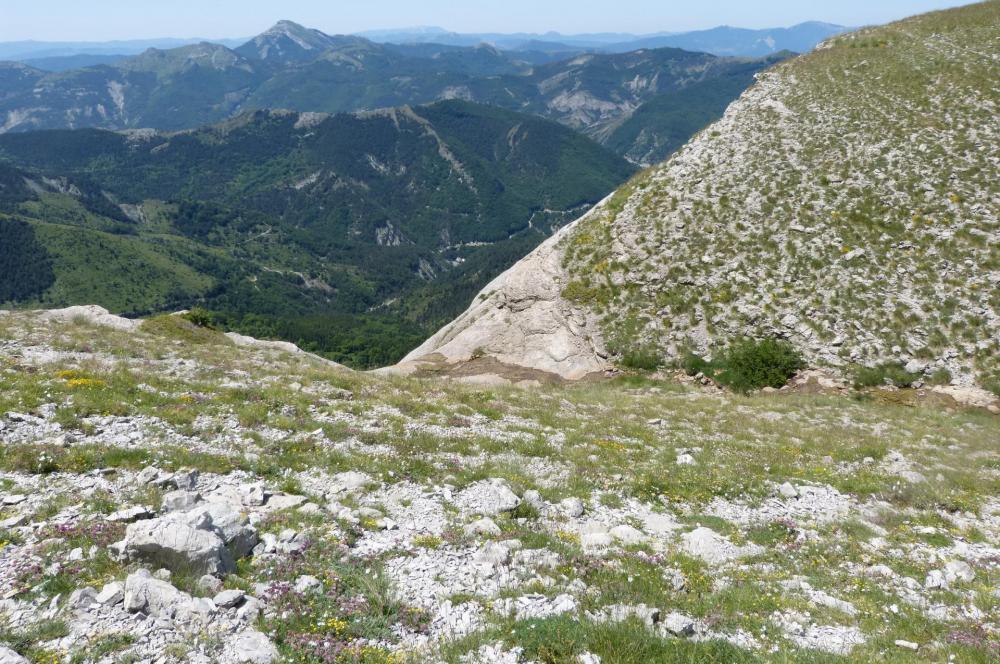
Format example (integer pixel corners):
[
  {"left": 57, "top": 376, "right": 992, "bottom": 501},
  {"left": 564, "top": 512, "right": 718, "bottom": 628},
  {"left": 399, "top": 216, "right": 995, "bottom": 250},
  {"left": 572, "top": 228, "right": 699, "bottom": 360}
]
[
  {"left": 264, "top": 20, "right": 312, "bottom": 37},
  {"left": 237, "top": 20, "right": 340, "bottom": 61}
]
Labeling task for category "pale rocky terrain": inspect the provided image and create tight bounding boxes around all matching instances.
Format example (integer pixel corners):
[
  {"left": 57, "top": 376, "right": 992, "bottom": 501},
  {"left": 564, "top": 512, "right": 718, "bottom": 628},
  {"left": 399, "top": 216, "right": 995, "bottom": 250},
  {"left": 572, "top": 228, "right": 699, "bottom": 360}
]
[
  {"left": 0, "top": 307, "right": 997, "bottom": 663},
  {"left": 396, "top": 208, "right": 613, "bottom": 381},
  {"left": 407, "top": 2, "right": 1000, "bottom": 392}
]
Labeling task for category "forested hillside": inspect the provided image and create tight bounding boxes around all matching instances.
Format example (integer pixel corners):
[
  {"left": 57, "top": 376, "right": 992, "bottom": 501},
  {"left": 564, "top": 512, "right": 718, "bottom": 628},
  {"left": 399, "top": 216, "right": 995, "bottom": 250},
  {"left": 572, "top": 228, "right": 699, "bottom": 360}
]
[{"left": 0, "top": 101, "right": 634, "bottom": 366}]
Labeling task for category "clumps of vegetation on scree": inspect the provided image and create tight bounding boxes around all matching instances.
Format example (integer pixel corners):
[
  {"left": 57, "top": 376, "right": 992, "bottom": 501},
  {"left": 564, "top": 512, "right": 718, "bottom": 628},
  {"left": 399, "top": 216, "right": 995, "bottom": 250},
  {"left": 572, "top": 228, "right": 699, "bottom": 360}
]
[{"left": 682, "top": 339, "right": 805, "bottom": 394}]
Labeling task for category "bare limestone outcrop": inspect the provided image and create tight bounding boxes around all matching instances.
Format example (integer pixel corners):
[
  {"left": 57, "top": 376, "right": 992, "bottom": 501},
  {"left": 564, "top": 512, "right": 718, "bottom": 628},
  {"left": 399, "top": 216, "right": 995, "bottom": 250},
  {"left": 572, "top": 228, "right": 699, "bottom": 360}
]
[{"left": 393, "top": 200, "right": 614, "bottom": 380}]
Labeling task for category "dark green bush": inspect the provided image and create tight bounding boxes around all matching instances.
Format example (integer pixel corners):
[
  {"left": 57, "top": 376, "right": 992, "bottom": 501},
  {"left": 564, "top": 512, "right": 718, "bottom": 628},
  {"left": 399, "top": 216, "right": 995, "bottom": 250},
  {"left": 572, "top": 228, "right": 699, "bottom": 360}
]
[
  {"left": 680, "top": 352, "right": 711, "bottom": 376},
  {"left": 715, "top": 339, "right": 805, "bottom": 394},
  {"left": 679, "top": 339, "right": 803, "bottom": 394},
  {"left": 853, "top": 362, "right": 920, "bottom": 389},
  {"left": 182, "top": 306, "right": 216, "bottom": 329}
]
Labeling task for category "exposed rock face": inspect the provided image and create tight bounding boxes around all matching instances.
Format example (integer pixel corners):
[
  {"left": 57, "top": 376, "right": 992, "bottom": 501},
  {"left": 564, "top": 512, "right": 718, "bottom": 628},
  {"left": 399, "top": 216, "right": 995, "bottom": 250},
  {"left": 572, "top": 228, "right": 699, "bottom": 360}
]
[
  {"left": 397, "top": 203, "right": 613, "bottom": 380},
  {"left": 225, "top": 332, "right": 348, "bottom": 370},
  {"left": 38, "top": 305, "right": 140, "bottom": 332}
]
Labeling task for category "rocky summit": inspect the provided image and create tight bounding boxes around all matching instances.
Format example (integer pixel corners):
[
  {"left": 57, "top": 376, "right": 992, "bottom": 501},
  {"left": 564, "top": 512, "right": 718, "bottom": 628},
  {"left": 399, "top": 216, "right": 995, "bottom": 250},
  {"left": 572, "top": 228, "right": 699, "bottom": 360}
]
[
  {"left": 407, "top": 2, "right": 1000, "bottom": 393},
  {"left": 0, "top": 301, "right": 997, "bottom": 662}
]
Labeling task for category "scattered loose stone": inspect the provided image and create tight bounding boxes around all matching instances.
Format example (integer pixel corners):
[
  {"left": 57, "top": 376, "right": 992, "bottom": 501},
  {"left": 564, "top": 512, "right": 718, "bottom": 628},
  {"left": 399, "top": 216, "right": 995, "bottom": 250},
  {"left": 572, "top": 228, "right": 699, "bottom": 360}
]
[
  {"left": 464, "top": 517, "right": 502, "bottom": 536},
  {"left": 925, "top": 569, "right": 948, "bottom": 589},
  {"left": 214, "top": 589, "right": 246, "bottom": 608},
  {"left": 294, "top": 575, "right": 322, "bottom": 593},
  {"left": 559, "top": 497, "right": 585, "bottom": 517},
  {"left": 0, "top": 646, "right": 28, "bottom": 664},
  {"left": 197, "top": 574, "right": 223, "bottom": 594},
  {"left": 123, "top": 515, "right": 234, "bottom": 576},
  {"left": 676, "top": 453, "right": 697, "bottom": 466},
  {"left": 95, "top": 581, "right": 124, "bottom": 606},
  {"left": 681, "top": 527, "right": 761, "bottom": 565},
  {"left": 943, "top": 560, "right": 975, "bottom": 584},
  {"left": 162, "top": 490, "right": 203, "bottom": 512},
  {"left": 124, "top": 569, "right": 192, "bottom": 618},
  {"left": 778, "top": 482, "right": 800, "bottom": 499},
  {"left": 661, "top": 611, "right": 696, "bottom": 636},
  {"left": 227, "top": 630, "right": 279, "bottom": 664},
  {"left": 454, "top": 479, "right": 521, "bottom": 516}
]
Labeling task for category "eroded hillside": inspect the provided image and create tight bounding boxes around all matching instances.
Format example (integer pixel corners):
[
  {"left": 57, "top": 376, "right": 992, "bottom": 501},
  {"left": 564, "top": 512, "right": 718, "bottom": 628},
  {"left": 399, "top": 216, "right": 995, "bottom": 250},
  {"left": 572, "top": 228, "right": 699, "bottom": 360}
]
[{"left": 411, "top": 2, "right": 1000, "bottom": 390}]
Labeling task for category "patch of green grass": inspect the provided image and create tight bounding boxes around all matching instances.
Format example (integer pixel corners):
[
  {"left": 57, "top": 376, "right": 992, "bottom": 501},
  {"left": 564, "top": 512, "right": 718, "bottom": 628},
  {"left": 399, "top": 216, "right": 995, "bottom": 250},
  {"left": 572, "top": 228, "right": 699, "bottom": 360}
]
[
  {"left": 853, "top": 362, "right": 920, "bottom": 389},
  {"left": 510, "top": 501, "right": 541, "bottom": 520},
  {"left": 620, "top": 346, "right": 664, "bottom": 372},
  {"left": 0, "top": 618, "right": 70, "bottom": 661},
  {"left": 508, "top": 615, "right": 760, "bottom": 664},
  {"left": 141, "top": 315, "right": 233, "bottom": 346},
  {"left": 928, "top": 367, "right": 953, "bottom": 386},
  {"left": 69, "top": 634, "right": 136, "bottom": 664}
]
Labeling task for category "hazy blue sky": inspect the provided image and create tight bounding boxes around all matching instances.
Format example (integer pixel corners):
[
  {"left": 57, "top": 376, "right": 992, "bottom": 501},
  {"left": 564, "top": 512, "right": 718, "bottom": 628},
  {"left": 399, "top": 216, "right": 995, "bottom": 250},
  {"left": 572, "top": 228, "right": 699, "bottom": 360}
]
[{"left": 0, "top": 0, "right": 977, "bottom": 41}]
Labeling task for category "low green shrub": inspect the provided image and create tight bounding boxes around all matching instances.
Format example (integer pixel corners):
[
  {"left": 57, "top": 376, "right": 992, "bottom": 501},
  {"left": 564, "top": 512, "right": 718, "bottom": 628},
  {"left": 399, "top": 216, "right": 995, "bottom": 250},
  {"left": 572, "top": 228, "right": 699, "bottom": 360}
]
[
  {"left": 561, "top": 280, "right": 601, "bottom": 304},
  {"left": 181, "top": 306, "right": 216, "bottom": 329},
  {"left": 983, "top": 375, "right": 1000, "bottom": 398},
  {"left": 141, "top": 314, "right": 231, "bottom": 346},
  {"left": 680, "top": 352, "right": 711, "bottom": 376},
  {"left": 620, "top": 346, "right": 663, "bottom": 372},
  {"left": 715, "top": 339, "right": 804, "bottom": 394},
  {"left": 854, "top": 362, "right": 920, "bottom": 388},
  {"left": 680, "top": 339, "right": 803, "bottom": 394}
]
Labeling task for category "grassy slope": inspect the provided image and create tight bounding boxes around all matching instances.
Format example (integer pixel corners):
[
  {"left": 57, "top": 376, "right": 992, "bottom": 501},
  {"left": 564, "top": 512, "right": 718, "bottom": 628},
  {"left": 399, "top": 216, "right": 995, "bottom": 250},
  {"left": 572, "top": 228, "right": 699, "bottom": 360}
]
[
  {"left": 0, "top": 312, "right": 996, "bottom": 662},
  {"left": 561, "top": 1, "right": 1000, "bottom": 386}
]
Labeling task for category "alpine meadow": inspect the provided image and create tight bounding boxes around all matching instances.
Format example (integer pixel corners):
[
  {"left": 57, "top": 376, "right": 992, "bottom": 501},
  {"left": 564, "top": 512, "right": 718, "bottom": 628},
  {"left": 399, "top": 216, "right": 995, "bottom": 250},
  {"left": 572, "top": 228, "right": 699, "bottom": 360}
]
[{"left": 0, "top": 3, "right": 997, "bottom": 664}]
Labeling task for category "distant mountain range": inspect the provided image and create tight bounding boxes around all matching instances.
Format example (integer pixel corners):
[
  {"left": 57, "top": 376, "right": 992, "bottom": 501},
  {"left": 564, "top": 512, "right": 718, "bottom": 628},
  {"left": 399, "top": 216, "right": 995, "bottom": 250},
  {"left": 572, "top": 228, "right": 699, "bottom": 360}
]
[
  {"left": 358, "top": 21, "right": 849, "bottom": 56},
  {"left": 1, "top": 20, "right": 846, "bottom": 66},
  {"left": 0, "top": 21, "right": 790, "bottom": 164},
  {"left": 0, "top": 37, "right": 248, "bottom": 61}
]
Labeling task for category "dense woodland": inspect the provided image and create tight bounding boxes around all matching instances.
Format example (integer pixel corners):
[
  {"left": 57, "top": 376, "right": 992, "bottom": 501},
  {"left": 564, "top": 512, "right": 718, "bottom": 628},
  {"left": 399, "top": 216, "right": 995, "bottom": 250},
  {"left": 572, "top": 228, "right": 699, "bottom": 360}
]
[
  {"left": 0, "top": 219, "right": 55, "bottom": 303},
  {"left": 0, "top": 102, "right": 633, "bottom": 367}
]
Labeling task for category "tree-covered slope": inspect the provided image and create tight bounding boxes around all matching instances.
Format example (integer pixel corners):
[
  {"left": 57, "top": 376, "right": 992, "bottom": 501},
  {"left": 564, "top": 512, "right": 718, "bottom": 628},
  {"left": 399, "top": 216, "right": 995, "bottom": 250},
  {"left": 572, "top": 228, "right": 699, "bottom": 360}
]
[
  {"left": 407, "top": 2, "right": 1000, "bottom": 390},
  {"left": 0, "top": 101, "right": 634, "bottom": 367}
]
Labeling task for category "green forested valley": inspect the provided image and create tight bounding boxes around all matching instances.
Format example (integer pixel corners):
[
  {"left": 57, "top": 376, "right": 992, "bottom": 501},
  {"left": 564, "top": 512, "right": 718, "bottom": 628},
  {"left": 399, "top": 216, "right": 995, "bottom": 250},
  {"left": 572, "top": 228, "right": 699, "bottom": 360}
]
[{"left": 0, "top": 101, "right": 634, "bottom": 366}]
